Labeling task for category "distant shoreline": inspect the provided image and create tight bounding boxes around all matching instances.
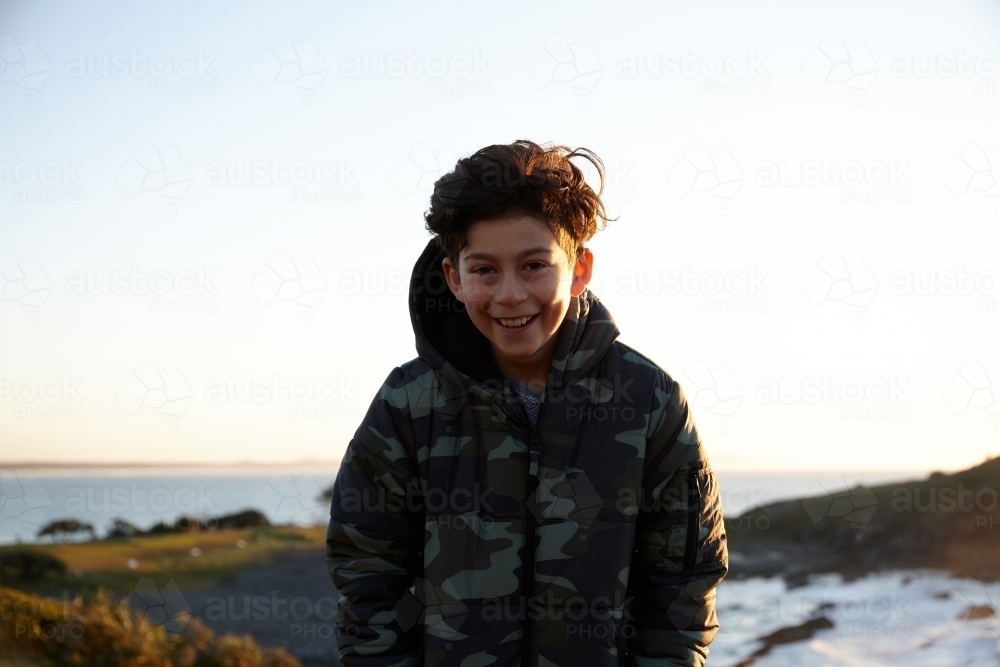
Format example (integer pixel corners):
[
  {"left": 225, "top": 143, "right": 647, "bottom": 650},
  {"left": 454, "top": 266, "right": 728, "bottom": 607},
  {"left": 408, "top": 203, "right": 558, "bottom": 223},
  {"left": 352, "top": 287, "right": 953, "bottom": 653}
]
[
  {"left": 0, "top": 460, "right": 345, "bottom": 473},
  {"left": 0, "top": 461, "right": 938, "bottom": 474}
]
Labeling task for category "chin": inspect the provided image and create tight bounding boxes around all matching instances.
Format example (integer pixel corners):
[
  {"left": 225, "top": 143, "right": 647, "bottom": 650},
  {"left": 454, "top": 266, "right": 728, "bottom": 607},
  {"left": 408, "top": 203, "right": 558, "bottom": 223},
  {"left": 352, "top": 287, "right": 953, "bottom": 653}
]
[{"left": 495, "top": 341, "right": 542, "bottom": 359}]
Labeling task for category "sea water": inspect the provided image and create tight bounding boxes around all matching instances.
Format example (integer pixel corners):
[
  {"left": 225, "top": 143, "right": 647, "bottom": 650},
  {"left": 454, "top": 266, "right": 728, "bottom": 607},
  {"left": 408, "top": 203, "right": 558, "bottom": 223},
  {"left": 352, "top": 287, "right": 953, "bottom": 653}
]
[
  {"left": 0, "top": 467, "right": 340, "bottom": 544},
  {"left": 0, "top": 467, "right": 923, "bottom": 545},
  {"left": 712, "top": 570, "right": 1000, "bottom": 666}
]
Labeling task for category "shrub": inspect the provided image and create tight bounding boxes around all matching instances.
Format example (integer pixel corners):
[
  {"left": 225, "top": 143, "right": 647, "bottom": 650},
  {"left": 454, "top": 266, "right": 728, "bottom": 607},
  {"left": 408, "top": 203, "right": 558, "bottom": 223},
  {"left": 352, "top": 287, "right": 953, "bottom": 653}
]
[
  {"left": 106, "top": 519, "right": 144, "bottom": 539},
  {"left": 213, "top": 510, "right": 270, "bottom": 530},
  {"left": 0, "top": 586, "right": 300, "bottom": 667},
  {"left": 0, "top": 549, "right": 67, "bottom": 582},
  {"left": 37, "top": 519, "right": 95, "bottom": 541}
]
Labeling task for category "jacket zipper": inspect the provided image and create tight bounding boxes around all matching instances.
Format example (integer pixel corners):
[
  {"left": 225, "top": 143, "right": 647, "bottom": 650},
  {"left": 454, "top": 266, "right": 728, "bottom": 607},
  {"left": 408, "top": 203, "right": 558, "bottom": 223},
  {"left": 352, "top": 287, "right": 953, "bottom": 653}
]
[
  {"left": 521, "top": 422, "right": 540, "bottom": 667},
  {"left": 501, "top": 390, "right": 540, "bottom": 667},
  {"left": 683, "top": 468, "right": 700, "bottom": 570}
]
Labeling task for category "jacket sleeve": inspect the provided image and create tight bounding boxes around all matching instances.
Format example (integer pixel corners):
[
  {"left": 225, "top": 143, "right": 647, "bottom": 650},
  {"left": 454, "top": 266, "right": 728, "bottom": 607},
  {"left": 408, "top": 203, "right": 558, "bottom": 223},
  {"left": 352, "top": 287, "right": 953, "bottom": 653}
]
[
  {"left": 624, "top": 376, "right": 729, "bottom": 667},
  {"left": 326, "top": 367, "right": 424, "bottom": 666}
]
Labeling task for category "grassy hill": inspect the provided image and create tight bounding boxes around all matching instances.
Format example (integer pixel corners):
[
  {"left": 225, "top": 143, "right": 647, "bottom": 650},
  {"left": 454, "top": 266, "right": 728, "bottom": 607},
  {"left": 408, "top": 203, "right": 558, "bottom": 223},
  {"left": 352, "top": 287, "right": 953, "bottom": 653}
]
[
  {"left": 0, "top": 526, "right": 328, "bottom": 667},
  {"left": 727, "top": 456, "right": 1000, "bottom": 582},
  {"left": 0, "top": 525, "right": 325, "bottom": 597}
]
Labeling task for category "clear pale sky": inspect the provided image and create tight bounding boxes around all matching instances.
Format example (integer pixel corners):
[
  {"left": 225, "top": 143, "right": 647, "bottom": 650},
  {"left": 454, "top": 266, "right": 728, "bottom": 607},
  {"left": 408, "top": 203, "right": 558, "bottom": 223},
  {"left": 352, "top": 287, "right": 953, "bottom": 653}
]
[{"left": 1, "top": 0, "right": 997, "bottom": 472}]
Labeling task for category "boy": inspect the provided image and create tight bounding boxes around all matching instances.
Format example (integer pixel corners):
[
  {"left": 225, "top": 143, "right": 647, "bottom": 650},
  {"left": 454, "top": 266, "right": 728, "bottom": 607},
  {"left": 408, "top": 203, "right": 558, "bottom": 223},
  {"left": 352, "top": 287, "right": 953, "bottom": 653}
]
[{"left": 326, "top": 140, "right": 728, "bottom": 666}]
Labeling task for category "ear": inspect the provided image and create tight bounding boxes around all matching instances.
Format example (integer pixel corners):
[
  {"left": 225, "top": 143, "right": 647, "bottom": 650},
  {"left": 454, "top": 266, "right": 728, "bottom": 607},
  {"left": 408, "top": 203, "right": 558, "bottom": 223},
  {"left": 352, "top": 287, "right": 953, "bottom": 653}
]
[
  {"left": 569, "top": 248, "right": 594, "bottom": 297},
  {"left": 441, "top": 256, "right": 466, "bottom": 303}
]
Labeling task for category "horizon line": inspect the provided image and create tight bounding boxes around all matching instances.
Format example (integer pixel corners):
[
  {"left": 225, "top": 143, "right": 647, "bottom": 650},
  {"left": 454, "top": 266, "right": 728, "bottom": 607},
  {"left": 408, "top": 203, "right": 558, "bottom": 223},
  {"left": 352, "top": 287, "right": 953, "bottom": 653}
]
[{"left": 0, "top": 460, "right": 948, "bottom": 474}]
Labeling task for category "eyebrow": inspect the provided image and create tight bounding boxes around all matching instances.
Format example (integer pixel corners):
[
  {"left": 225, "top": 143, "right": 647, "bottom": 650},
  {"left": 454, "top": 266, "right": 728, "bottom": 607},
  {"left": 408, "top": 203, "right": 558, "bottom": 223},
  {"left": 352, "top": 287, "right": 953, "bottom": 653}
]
[{"left": 463, "top": 246, "right": 553, "bottom": 262}]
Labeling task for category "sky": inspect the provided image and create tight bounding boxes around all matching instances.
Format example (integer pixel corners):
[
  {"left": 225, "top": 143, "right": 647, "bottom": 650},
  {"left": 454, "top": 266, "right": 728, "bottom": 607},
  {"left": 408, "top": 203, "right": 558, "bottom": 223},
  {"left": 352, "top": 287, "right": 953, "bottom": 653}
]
[{"left": 0, "top": 0, "right": 998, "bottom": 472}]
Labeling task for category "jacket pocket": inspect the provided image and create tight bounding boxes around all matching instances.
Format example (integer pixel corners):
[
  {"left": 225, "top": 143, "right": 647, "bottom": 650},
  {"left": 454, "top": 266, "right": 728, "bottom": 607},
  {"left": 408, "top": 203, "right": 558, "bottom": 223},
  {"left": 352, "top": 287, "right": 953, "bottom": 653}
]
[{"left": 683, "top": 466, "right": 727, "bottom": 572}]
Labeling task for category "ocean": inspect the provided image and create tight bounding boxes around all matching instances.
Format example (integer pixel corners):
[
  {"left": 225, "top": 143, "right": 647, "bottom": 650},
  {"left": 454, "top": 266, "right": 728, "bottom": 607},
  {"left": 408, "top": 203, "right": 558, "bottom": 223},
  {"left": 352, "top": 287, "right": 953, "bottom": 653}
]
[
  {"left": 3, "top": 466, "right": 996, "bottom": 665},
  {"left": 0, "top": 466, "right": 925, "bottom": 545}
]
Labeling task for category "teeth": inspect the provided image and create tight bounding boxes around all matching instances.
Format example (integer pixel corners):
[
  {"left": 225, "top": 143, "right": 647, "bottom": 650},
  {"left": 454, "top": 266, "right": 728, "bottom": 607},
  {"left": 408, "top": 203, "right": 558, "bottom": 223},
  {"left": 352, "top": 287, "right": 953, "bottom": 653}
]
[{"left": 499, "top": 315, "right": 532, "bottom": 327}]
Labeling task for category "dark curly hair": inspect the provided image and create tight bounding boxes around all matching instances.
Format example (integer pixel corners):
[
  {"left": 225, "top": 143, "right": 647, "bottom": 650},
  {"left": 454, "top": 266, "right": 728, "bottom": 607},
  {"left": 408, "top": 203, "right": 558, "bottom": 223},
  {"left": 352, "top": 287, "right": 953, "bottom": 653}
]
[{"left": 423, "top": 140, "right": 614, "bottom": 263}]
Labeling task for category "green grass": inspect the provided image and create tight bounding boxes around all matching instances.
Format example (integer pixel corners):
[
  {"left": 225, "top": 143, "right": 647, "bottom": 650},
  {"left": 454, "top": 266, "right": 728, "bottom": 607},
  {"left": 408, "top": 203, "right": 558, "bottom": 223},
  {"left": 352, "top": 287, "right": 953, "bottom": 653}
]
[
  {"left": 1, "top": 525, "right": 326, "bottom": 596},
  {"left": 0, "top": 652, "right": 59, "bottom": 667}
]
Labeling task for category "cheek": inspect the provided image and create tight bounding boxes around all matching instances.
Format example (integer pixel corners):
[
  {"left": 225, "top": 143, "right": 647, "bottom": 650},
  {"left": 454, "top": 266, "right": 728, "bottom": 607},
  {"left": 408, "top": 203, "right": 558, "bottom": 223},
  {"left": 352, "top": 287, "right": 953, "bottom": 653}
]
[
  {"left": 531, "top": 274, "right": 560, "bottom": 301},
  {"left": 459, "top": 281, "right": 491, "bottom": 310},
  {"left": 538, "top": 295, "right": 570, "bottom": 332},
  {"left": 535, "top": 274, "right": 568, "bottom": 305}
]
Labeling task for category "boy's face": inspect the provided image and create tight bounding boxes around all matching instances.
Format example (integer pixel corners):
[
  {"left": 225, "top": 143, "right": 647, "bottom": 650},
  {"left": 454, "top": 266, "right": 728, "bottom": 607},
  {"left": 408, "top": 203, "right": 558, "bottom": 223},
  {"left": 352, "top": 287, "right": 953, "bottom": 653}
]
[{"left": 441, "top": 213, "right": 593, "bottom": 377}]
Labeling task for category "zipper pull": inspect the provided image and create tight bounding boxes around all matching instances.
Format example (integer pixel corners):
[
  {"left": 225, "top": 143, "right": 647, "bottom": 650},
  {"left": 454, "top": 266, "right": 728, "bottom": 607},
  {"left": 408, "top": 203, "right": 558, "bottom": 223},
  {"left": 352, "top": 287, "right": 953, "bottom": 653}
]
[{"left": 527, "top": 428, "right": 540, "bottom": 477}]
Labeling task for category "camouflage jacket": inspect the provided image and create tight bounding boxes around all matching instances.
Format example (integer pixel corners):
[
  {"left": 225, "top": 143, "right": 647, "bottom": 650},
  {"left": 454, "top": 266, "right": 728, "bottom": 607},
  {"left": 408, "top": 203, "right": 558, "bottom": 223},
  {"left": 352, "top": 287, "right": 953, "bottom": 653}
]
[{"left": 326, "top": 239, "right": 729, "bottom": 666}]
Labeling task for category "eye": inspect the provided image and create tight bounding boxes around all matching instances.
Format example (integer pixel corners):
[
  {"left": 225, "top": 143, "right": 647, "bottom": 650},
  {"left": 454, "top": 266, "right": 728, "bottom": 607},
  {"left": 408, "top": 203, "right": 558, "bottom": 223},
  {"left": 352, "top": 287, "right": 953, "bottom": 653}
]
[
  {"left": 524, "top": 261, "right": 547, "bottom": 271},
  {"left": 470, "top": 265, "right": 495, "bottom": 275}
]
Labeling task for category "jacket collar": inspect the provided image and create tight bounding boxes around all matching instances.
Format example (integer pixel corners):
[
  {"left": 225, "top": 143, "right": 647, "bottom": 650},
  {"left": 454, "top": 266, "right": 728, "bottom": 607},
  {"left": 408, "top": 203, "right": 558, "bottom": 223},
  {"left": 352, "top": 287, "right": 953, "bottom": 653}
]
[{"left": 408, "top": 238, "right": 620, "bottom": 402}]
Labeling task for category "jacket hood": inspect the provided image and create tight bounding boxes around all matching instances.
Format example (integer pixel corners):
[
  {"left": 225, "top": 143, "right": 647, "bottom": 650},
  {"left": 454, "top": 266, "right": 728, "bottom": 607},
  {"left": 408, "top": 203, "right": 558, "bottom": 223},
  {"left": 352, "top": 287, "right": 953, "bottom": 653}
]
[{"left": 408, "top": 238, "right": 620, "bottom": 401}]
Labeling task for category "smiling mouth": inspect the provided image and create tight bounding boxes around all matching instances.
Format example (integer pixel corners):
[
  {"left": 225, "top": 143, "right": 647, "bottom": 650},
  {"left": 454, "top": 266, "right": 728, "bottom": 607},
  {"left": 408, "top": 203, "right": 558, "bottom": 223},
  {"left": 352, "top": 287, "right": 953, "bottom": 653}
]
[{"left": 495, "top": 314, "right": 538, "bottom": 329}]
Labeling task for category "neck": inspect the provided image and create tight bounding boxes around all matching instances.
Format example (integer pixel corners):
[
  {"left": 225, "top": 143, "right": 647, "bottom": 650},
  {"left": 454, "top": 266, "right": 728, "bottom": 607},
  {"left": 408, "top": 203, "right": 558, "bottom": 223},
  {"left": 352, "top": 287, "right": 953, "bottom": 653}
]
[{"left": 492, "top": 339, "right": 555, "bottom": 391}]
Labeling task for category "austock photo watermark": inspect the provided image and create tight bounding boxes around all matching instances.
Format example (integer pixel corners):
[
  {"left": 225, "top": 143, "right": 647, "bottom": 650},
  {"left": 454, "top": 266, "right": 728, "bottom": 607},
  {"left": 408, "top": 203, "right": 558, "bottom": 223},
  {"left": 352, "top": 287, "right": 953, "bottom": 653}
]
[
  {"left": 1, "top": 156, "right": 85, "bottom": 205},
  {"left": 804, "top": 253, "right": 999, "bottom": 320},
  {"left": 336, "top": 262, "right": 769, "bottom": 317},
  {"left": 0, "top": 469, "right": 52, "bottom": 535},
  {"left": 60, "top": 480, "right": 221, "bottom": 518},
  {"left": 64, "top": 47, "right": 220, "bottom": 97},
  {"left": 890, "top": 265, "right": 997, "bottom": 314},
  {"left": 939, "top": 579, "right": 1000, "bottom": 636},
  {"left": 340, "top": 47, "right": 496, "bottom": 97},
  {"left": 205, "top": 373, "right": 361, "bottom": 423},
  {"left": 108, "top": 366, "right": 366, "bottom": 427},
  {"left": 251, "top": 35, "right": 327, "bottom": 101},
  {"left": 117, "top": 145, "right": 364, "bottom": 209},
  {"left": 255, "top": 38, "right": 497, "bottom": 99},
  {"left": 758, "top": 584, "right": 917, "bottom": 641},
  {"left": 195, "top": 586, "right": 634, "bottom": 644},
  {"left": 251, "top": 252, "right": 328, "bottom": 324},
  {"left": 2, "top": 589, "right": 90, "bottom": 642},
  {"left": 802, "top": 37, "right": 1000, "bottom": 102},
  {"left": 615, "top": 47, "right": 770, "bottom": 97},
  {"left": 889, "top": 48, "right": 999, "bottom": 95},
  {"left": 664, "top": 143, "right": 989, "bottom": 213},
  {"left": 574, "top": 153, "right": 640, "bottom": 208},
  {"left": 667, "top": 143, "right": 744, "bottom": 214},
  {"left": 116, "top": 143, "right": 193, "bottom": 209},
  {"left": 526, "top": 34, "right": 603, "bottom": 106},
  {"left": 204, "top": 156, "right": 361, "bottom": 205},
  {"left": 890, "top": 481, "right": 999, "bottom": 531},
  {"left": 688, "top": 356, "right": 995, "bottom": 431},
  {"left": 0, "top": 252, "right": 51, "bottom": 323},
  {"left": 336, "top": 487, "right": 495, "bottom": 519},
  {"left": 3, "top": 578, "right": 195, "bottom": 638},
  {"left": 802, "top": 251, "right": 880, "bottom": 324},
  {"left": 378, "top": 579, "right": 639, "bottom": 641},
  {"left": 678, "top": 359, "right": 744, "bottom": 432},
  {"left": 251, "top": 470, "right": 329, "bottom": 527},
  {"left": 123, "top": 578, "right": 193, "bottom": 633},
  {"left": 943, "top": 143, "right": 998, "bottom": 214},
  {"left": 732, "top": 468, "right": 998, "bottom": 537},
  {"left": 756, "top": 372, "right": 912, "bottom": 423},
  {"left": 336, "top": 268, "right": 409, "bottom": 297},
  {"left": 0, "top": 34, "right": 51, "bottom": 97},
  {"left": 201, "top": 590, "right": 338, "bottom": 640},
  {"left": 612, "top": 264, "right": 771, "bottom": 314},
  {"left": 942, "top": 360, "right": 997, "bottom": 423},
  {"left": 0, "top": 373, "right": 85, "bottom": 423},
  {"left": 802, "top": 34, "right": 879, "bottom": 105},
  {"left": 116, "top": 360, "right": 193, "bottom": 432},
  {"left": 391, "top": 143, "right": 457, "bottom": 198},
  {"left": 755, "top": 155, "right": 912, "bottom": 205},
  {"left": 63, "top": 265, "right": 221, "bottom": 314}
]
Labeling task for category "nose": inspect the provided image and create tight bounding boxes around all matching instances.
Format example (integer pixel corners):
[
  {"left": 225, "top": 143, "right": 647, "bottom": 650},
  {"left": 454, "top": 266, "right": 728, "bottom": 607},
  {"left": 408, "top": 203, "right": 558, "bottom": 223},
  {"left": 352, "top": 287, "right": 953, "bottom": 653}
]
[{"left": 493, "top": 270, "right": 527, "bottom": 308}]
